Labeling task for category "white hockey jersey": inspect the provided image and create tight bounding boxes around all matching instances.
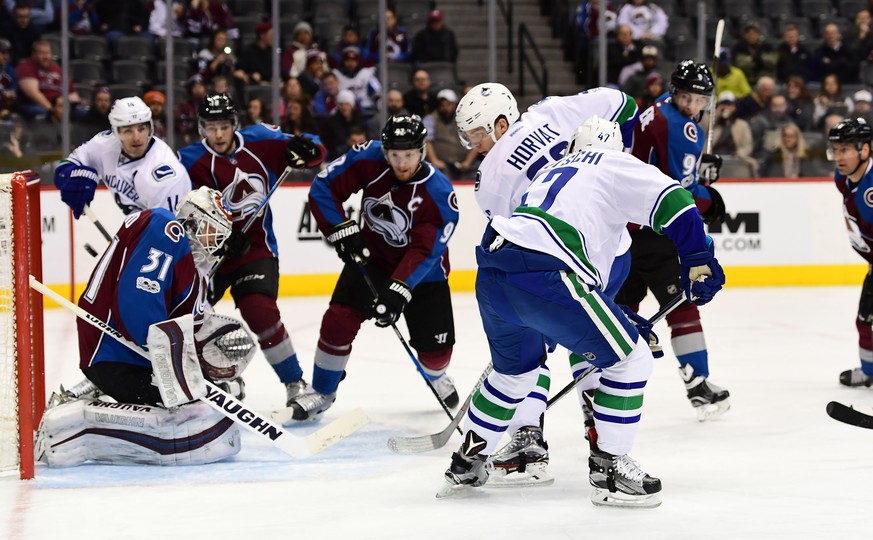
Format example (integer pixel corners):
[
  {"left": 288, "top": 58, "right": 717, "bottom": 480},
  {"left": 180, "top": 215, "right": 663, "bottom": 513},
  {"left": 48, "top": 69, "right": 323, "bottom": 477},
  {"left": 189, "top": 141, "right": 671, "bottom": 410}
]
[
  {"left": 67, "top": 131, "right": 192, "bottom": 213},
  {"left": 474, "top": 87, "right": 638, "bottom": 221},
  {"left": 491, "top": 147, "right": 697, "bottom": 290}
]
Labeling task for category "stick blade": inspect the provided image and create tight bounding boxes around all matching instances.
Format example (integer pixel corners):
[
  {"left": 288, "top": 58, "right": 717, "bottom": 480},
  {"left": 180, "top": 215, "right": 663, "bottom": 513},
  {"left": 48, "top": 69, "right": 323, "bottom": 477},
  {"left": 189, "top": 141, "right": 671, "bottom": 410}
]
[
  {"left": 826, "top": 401, "right": 873, "bottom": 429},
  {"left": 714, "top": 18, "right": 725, "bottom": 54}
]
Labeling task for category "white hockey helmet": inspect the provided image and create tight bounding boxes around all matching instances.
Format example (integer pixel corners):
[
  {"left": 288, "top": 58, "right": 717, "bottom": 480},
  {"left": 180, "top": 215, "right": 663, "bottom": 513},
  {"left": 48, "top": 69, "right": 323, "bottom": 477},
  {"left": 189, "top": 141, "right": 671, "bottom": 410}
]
[
  {"left": 108, "top": 96, "right": 153, "bottom": 136},
  {"left": 455, "top": 82, "right": 519, "bottom": 149},
  {"left": 175, "top": 187, "right": 233, "bottom": 264},
  {"left": 565, "top": 115, "right": 624, "bottom": 155}
]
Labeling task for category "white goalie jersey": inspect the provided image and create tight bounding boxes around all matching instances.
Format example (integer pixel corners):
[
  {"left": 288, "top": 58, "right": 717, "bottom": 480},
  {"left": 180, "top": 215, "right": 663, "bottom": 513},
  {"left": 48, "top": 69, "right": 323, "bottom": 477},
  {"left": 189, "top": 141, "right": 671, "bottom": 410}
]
[
  {"left": 67, "top": 131, "right": 192, "bottom": 214},
  {"left": 474, "top": 87, "right": 639, "bottom": 220}
]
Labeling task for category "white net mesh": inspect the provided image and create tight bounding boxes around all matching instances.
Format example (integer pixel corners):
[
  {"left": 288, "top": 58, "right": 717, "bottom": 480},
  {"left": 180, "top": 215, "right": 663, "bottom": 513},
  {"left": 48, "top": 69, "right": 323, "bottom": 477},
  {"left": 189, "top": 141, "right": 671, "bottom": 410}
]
[{"left": 0, "top": 176, "right": 18, "bottom": 473}]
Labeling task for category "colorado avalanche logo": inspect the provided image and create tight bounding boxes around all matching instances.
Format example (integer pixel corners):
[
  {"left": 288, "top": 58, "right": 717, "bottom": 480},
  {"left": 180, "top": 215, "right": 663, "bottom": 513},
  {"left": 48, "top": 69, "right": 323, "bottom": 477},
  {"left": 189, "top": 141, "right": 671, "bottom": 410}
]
[
  {"left": 362, "top": 193, "right": 410, "bottom": 248},
  {"left": 684, "top": 122, "right": 698, "bottom": 143},
  {"left": 222, "top": 169, "right": 267, "bottom": 222},
  {"left": 864, "top": 187, "right": 873, "bottom": 207}
]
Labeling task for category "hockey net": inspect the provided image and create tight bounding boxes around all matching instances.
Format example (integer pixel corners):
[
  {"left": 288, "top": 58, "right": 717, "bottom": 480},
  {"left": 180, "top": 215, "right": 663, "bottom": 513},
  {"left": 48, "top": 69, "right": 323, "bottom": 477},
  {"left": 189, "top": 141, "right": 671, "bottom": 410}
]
[{"left": 0, "top": 171, "right": 45, "bottom": 479}]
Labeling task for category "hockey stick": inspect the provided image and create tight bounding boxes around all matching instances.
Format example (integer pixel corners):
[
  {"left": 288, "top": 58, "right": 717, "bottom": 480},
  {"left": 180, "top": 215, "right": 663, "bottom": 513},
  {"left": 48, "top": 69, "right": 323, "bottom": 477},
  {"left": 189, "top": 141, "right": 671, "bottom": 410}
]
[
  {"left": 826, "top": 401, "right": 873, "bottom": 429},
  {"left": 83, "top": 205, "right": 113, "bottom": 242},
  {"left": 208, "top": 166, "right": 294, "bottom": 279},
  {"left": 29, "top": 275, "right": 367, "bottom": 458},
  {"left": 705, "top": 19, "right": 725, "bottom": 155},
  {"left": 352, "top": 255, "right": 460, "bottom": 429},
  {"left": 388, "top": 294, "right": 688, "bottom": 454}
]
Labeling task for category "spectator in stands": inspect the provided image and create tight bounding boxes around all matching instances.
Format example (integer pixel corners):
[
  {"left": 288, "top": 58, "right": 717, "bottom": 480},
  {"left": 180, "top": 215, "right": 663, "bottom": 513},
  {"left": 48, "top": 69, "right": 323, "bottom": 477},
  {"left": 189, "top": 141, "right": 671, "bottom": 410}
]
[
  {"left": 236, "top": 21, "right": 274, "bottom": 85},
  {"left": 240, "top": 96, "right": 264, "bottom": 127},
  {"left": 606, "top": 24, "right": 640, "bottom": 85},
  {"left": 282, "top": 21, "right": 320, "bottom": 80},
  {"left": 297, "top": 49, "right": 327, "bottom": 98},
  {"left": 94, "top": 0, "right": 149, "bottom": 57},
  {"left": 851, "top": 89, "right": 873, "bottom": 124},
  {"left": 0, "top": 38, "right": 16, "bottom": 121},
  {"left": 0, "top": 114, "right": 32, "bottom": 165},
  {"left": 363, "top": 7, "right": 410, "bottom": 64},
  {"left": 813, "top": 73, "right": 851, "bottom": 128},
  {"left": 367, "top": 87, "right": 408, "bottom": 134},
  {"left": 143, "top": 90, "right": 167, "bottom": 141},
  {"left": 733, "top": 22, "right": 778, "bottom": 85},
  {"left": 574, "top": 0, "right": 617, "bottom": 85},
  {"left": 346, "top": 124, "right": 366, "bottom": 147},
  {"left": 403, "top": 68, "right": 437, "bottom": 118},
  {"left": 65, "top": 0, "right": 100, "bottom": 36},
  {"left": 181, "top": 0, "right": 238, "bottom": 43},
  {"left": 714, "top": 47, "right": 752, "bottom": 100},
  {"left": 785, "top": 75, "right": 815, "bottom": 130},
  {"left": 209, "top": 74, "right": 235, "bottom": 103},
  {"left": 812, "top": 22, "right": 859, "bottom": 83},
  {"left": 851, "top": 8, "right": 873, "bottom": 61},
  {"left": 279, "top": 77, "right": 309, "bottom": 118},
  {"left": 750, "top": 93, "right": 792, "bottom": 158},
  {"left": 78, "top": 84, "right": 112, "bottom": 132},
  {"left": 31, "top": 94, "right": 66, "bottom": 151},
  {"left": 197, "top": 29, "right": 237, "bottom": 82},
  {"left": 5, "top": 4, "right": 41, "bottom": 65},
  {"left": 313, "top": 71, "right": 340, "bottom": 115},
  {"left": 620, "top": 44, "right": 658, "bottom": 95},
  {"left": 4, "top": 0, "right": 52, "bottom": 31},
  {"left": 776, "top": 23, "right": 812, "bottom": 83},
  {"left": 423, "top": 88, "right": 478, "bottom": 179},
  {"left": 281, "top": 96, "right": 318, "bottom": 137},
  {"left": 636, "top": 71, "right": 664, "bottom": 111},
  {"left": 735, "top": 75, "right": 775, "bottom": 120},
  {"left": 147, "top": 0, "right": 184, "bottom": 39},
  {"left": 333, "top": 46, "right": 380, "bottom": 112},
  {"left": 758, "top": 122, "right": 814, "bottom": 177},
  {"left": 411, "top": 9, "right": 459, "bottom": 65},
  {"left": 175, "top": 74, "right": 206, "bottom": 146},
  {"left": 709, "top": 91, "right": 757, "bottom": 176},
  {"left": 330, "top": 24, "right": 363, "bottom": 69},
  {"left": 616, "top": 0, "right": 667, "bottom": 42},
  {"left": 15, "top": 40, "right": 81, "bottom": 120},
  {"left": 321, "top": 89, "right": 366, "bottom": 160}
]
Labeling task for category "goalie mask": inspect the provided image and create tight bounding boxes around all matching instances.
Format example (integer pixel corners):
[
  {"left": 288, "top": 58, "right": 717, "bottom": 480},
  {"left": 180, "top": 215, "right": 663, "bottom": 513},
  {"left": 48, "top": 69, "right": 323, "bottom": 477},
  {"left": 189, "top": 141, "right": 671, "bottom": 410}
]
[
  {"left": 195, "top": 313, "right": 256, "bottom": 382},
  {"left": 565, "top": 115, "right": 624, "bottom": 155},
  {"left": 455, "top": 82, "right": 519, "bottom": 149},
  {"left": 175, "top": 187, "right": 233, "bottom": 267}
]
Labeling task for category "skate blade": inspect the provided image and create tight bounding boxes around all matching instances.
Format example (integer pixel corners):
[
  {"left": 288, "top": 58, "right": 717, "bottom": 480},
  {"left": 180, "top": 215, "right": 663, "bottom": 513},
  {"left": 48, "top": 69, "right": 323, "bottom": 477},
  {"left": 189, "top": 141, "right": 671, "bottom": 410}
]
[
  {"left": 485, "top": 463, "right": 555, "bottom": 488},
  {"left": 590, "top": 487, "right": 661, "bottom": 509},
  {"left": 435, "top": 480, "right": 480, "bottom": 499},
  {"left": 696, "top": 399, "right": 731, "bottom": 422}
]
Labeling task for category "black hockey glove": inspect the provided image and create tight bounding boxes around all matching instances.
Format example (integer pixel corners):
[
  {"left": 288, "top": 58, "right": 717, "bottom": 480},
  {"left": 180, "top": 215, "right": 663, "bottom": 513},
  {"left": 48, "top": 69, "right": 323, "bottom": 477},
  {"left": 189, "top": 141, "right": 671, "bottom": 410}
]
[
  {"left": 700, "top": 185, "right": 726, "bottom": 225},
  {"left": 218, "top": 229, "right": 250, "bottom": 259},
  {"left": 618, "top": 305, "right": 664, "bottom": 358},
  {"left": 859, "top": 270, "right": 873, "bottom": 323},
  {"left": 373, "top": 279, "right": 412, "bottom": 328},
  {"left": 699, "top": 153, "right": 722, "bottom": 185},
  {"left": 327, "top": 219, "right": 370, "bottom": 265},
  {"left": 285, "top": 135, "right": 325, "bottom": 169}
]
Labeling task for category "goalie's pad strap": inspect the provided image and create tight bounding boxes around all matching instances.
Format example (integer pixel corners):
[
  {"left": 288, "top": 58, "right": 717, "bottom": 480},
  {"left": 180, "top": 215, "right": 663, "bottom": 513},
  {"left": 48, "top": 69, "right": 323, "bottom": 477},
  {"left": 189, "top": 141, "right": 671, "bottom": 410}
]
[{"left": 148, "top": 314, "right": 206, "bottom": 407}]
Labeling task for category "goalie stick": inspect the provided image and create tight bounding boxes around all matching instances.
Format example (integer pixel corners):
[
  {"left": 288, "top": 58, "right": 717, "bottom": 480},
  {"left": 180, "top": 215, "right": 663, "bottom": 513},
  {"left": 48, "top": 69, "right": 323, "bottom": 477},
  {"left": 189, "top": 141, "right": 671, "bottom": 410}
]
[
  {"left": 826, "top": 401, "right": 873, "bottom": 429},
  {"left": 29, "top": 275, "right": 367, "bottom": 458},
  {"left": 388, "top": 294, "right": 686, "bottom": 454}
]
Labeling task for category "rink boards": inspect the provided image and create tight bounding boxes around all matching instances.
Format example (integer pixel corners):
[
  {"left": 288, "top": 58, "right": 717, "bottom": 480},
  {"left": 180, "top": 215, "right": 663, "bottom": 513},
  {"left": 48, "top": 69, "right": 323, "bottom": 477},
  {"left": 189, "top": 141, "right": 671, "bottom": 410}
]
[{"left": 36, "top": 177, "right": 865, "bottom": 304}]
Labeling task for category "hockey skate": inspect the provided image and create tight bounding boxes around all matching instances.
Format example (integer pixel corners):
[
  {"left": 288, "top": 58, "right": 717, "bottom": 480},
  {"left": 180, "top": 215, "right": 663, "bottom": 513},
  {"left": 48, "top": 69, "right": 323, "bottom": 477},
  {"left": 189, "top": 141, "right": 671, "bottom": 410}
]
[
  {"left": 581, "top": 388, "right": 596, "bottom": 440},
  {"left": 436, "top": 431, "right": 490, "bottom": 499},
  {"left": 431, "top": 374, "right": 459, "bottom": 408},
  {"left": 679, "top": 365, "right": 731, "bottom": 421},
  {"left": 287, "top": 387, "right": 336, "bottom": 422},
  {"left": 589, "top": 449, "right": 662, "bottom": 509},
  {"left": 284, "top": 378, "right": 309, "bottom": 406},
  {"left": 487, "top": 426, "right": 554, "bottom": 487},
  {"left": 839, "top": 367, "right": 873, "bottom": 387},
  {"left": 59, "top": 378, "right": 101, "bottom": 401}
]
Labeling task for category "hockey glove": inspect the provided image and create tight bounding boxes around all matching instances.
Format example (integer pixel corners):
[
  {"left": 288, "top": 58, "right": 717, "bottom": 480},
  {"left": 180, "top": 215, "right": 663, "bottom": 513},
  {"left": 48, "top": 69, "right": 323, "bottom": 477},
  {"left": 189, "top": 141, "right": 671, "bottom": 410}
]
[
  {"left": 700, "top": 185, "right": 726, "bottom": 225},
  {"left": 699, "top": 153, "right": 722, "bottom": 185},
  {"left": 327, "top": 219, "right": 370, "bottom": 265},
  {"left": 218, "top": 229, "right": 250, "bottom": 259},
  {"left": 679, "top": 236, "right": 725, "bottom": 306},
  {"left": 859, "top": 269, "right": 873, "bottom": 323},
  {"left": 373, "top": 279, "right": 412, "bottom": 328},
  {"left": 285, "top": 135, "right": 325, "bottom": 169},
  {"left": 54, "top": 163, "right": 99, "bottom": 219},
  {"left": 618, "top": 305, "right": 664, "bottom": 358}
]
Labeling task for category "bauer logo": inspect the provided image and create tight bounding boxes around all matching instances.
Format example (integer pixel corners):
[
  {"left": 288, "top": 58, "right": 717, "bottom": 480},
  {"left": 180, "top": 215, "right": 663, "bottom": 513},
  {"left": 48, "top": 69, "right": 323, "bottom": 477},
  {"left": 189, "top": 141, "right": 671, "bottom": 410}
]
[{"left": 707, "top": 212, "right": 761, "bottom": 251}]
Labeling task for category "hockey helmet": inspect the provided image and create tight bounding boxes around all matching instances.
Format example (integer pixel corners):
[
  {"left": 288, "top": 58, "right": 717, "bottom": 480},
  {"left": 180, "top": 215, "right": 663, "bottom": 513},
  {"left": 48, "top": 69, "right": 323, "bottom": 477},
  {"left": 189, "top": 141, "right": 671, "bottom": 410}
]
[
  {"left": 198, "top": 93, "right": 238, "bottom": 135},
  {"left": 670, "top": 60, "right": 715, "bottom": 96},
  {"left": 827, "top": 117, "right": 873, "bottom": 159},
  {"left": 175, "top": 187, "right": 233, "bottom": 264},
  {"left": 108, "top": 97, "right": 153, "bottom": 136},
  {"left": 566, "top": 115, "right": 624, "bottom": 155},
  {"left": 455, "top": 82, "right": 519, "bottom": 149},
  {"left": 381, "top": 114, "right": 427, "bottom": 162}
]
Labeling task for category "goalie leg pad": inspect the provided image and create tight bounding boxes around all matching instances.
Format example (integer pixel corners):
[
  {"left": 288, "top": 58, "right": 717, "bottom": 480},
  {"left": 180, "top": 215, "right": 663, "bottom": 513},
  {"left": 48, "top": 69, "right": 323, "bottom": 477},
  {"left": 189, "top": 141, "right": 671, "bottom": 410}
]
[
  {"left": 39, "top": 399, "right": 240, "bottom": 467},
  {"left": 148, "top": 314, "right": 207, "bottom": 408}
]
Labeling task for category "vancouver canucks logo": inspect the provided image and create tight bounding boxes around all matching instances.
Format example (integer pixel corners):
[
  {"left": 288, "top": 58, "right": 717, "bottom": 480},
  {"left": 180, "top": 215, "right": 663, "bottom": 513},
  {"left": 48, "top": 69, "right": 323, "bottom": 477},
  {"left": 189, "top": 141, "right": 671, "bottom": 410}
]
[
  {"left": 152, "top": 164, "right": 176, "bottom": 182},
  {"left": 223, "top": 169, "right": 267, "bottom": 222},
  {"left": 362, "top": 192, "right": 410, "bottom": 248}
]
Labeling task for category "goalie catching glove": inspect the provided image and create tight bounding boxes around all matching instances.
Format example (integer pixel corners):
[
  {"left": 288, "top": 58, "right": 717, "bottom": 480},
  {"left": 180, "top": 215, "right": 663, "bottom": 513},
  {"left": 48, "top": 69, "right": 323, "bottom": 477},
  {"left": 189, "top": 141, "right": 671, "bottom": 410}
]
[
  {"left": 618, "top": 305, "right": 663, "bottom": 358},
  {"left": 373, "top": 279, "right": 412, "bottom": 328},
  {"left": 194, "top": 312, "right": 256, "bottom": 382},
  {"left": 679, "top": 235, "right": 725, "bottom": 306},
  {"left": 327, "top": 219, "right": 370, "bottom": 264},
  {"left": 285, "top": 135, "right": 326, "bottom": 169}
]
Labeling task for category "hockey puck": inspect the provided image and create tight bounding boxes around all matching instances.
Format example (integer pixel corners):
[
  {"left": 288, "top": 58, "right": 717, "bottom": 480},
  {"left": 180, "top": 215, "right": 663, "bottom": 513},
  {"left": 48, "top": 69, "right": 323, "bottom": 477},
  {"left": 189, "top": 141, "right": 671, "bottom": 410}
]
[{"left": 84, "top": 243, "right": 98, "bottom": 257}]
